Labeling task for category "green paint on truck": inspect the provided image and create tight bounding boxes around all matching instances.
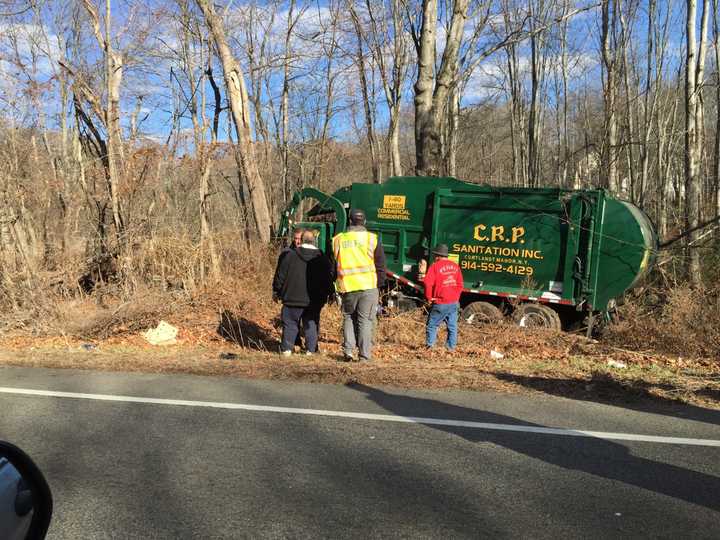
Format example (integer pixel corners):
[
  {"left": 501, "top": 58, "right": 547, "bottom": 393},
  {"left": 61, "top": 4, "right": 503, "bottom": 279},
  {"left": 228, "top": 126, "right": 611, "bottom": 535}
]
[{"left": 279, "top": 177, "right": 658, "bottom": 328}]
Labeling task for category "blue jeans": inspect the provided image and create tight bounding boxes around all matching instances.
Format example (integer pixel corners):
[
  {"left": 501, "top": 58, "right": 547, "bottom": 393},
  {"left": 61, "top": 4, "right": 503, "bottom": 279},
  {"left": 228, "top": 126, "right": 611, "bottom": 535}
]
[{"left": 426, "top": 302, "right": 459, "bottom": 350}]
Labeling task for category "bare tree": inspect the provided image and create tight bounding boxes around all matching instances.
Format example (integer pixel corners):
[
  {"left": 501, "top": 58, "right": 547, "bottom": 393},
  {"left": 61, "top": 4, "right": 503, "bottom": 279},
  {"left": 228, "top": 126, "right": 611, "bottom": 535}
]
[
  {"left": 196, "top": 0, "right": 272, "bottom": 241},
  {"left": 685, "top": 0, "right": 710, "bottom": 285},
  {"left": 526, "top": 0, "right": 553, "bottom": 187},
  {"left": 82, "top": 0, "right": 124, "bottom": 238},
  {"left": 713, "top": 0, "right": 720, "bottom": 224},
  {"left": 279, "top": 0, "right": 306, "bottom": 200},
  {"left": 441, "top": 0, "right": 493, "bottom": 177},
  {"left": 172, "top": 0, "right": 220, "bottom": 281},
  {"left": 365, "top": 0, "right": 409, "bottom": 177},
  {"left": 309, "top": 1, "right": 342, "bottom": 187},
  {"left": 600, "top": 0, "right": 620, "bottom": 193},
  {"left": 501, "top": 0, "right": 529, "bottom": 186},
  {"left": 240, "top": 1, "right": 276, "bottom": 183},
  {"left": 412, "top": 0, "right": 471, "bottom": 176},
  {"left": 556, "top": 0, "right": 571, "bottom": 186},
  {"left": 349, "top": 3, "right": 382, "bottom": 183}
]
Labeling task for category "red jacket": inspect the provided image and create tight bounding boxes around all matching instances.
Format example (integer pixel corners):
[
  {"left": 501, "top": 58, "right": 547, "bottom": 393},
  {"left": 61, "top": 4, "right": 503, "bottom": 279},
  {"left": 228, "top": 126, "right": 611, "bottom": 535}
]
[{"left": 423, "top": 259, "right": 464, "bottom": 304}]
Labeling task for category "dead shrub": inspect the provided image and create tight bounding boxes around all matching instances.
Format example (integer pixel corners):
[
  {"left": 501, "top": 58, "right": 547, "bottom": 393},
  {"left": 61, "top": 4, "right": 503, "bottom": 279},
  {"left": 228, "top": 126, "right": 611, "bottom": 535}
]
[
  {"left": 607, "top": 286, "right": 720, "bottom": 359},
  {"left": 2, "top": 228, "right": 718, "bottom": 366},
  {"left": 0, "top": 272, "right": 72, "bottom": 335},
  {"left": 122, "top": 233, "right": 201, "bottom": 292},
  {"left": 50, "top": 287, "right": 182, "bottom": 340}
]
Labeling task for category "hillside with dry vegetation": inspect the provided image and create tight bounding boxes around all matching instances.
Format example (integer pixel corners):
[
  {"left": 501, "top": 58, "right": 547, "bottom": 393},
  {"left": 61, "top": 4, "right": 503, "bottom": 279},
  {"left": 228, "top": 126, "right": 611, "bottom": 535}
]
[{"left": 1, "top": 241, "right": 718, "bottom": 409}]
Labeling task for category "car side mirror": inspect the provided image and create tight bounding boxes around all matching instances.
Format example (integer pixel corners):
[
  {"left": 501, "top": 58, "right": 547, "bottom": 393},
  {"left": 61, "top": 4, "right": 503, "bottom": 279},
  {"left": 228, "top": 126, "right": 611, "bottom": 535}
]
[{"left": 0, "top": 441, "right": 53, "bottom": 540}]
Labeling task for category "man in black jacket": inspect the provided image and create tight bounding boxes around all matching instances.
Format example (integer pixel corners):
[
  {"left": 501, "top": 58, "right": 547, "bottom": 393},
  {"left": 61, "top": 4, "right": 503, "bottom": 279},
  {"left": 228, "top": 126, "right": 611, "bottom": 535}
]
[
  {"left": 272, "top": 230, "right": 334, "bottom": 355},
  {"left": 275, "top": 227, "right": 304, "bottom": 347}
]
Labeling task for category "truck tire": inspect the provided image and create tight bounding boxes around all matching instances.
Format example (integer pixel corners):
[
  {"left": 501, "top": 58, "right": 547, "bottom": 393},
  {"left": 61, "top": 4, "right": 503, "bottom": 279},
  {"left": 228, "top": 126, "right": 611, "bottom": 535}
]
[
  {"left": 461, "top": 302, "right": 504, "bottom": 325},
  {"left": 513, "top": 303, "right": 562, "bottom": 331}
]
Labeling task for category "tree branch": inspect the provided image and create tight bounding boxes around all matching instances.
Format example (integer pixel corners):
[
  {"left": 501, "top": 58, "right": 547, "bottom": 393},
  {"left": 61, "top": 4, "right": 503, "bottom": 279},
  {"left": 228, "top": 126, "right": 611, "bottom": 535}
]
[{"left": 659, "top": 214, "right": 720, "bottom": 248}]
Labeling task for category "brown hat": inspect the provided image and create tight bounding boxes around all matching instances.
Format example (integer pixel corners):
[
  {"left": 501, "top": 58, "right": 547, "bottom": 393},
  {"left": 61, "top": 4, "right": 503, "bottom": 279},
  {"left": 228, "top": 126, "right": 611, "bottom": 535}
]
[{"left": 432, "top": 244, "right": 449, "bottom": 257}]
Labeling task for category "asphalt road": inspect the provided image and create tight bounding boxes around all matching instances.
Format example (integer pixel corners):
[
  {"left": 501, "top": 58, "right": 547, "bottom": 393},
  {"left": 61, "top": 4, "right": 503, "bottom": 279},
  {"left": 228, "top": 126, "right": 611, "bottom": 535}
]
[{"left": 1, "top": 365, "right": 720, "bottom": 539}]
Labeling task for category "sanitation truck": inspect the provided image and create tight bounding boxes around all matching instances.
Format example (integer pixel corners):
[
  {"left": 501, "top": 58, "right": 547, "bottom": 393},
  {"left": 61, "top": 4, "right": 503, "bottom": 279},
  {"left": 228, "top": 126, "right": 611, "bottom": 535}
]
[{"left": 278, "top": 176, "right": 657, "bottom": 333}]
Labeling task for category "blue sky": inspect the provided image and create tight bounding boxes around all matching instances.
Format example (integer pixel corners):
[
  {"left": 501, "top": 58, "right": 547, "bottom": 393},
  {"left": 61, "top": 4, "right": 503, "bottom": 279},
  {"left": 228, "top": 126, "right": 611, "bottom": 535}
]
[{"left": 0, "top": 0, "right": 689, "bottom": 149}]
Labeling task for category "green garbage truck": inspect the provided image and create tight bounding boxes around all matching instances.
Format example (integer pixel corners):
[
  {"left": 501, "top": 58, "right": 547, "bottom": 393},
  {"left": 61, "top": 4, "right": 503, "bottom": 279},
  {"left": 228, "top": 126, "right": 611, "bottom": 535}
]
[{"left": 278, "top": 176, "right": 657, "bottom": 333}]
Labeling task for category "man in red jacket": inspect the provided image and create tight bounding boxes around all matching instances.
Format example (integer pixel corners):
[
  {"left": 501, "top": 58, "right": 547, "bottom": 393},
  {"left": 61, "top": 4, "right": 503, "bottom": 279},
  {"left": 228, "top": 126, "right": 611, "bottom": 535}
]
[{"left": 422, "top": 244, "right": 463, "bottom": 351}]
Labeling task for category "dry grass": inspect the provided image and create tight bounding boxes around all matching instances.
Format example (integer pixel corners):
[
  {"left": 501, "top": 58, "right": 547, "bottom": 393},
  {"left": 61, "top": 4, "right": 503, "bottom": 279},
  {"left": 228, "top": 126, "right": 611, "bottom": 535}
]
[
  {"left": 606, "top": 285, "right": 720, "bottom": 360},
  {"left": 1, "top": 340, "right": 718, "bottom": 410},
  {"left": 0, "top": 239, "right": 719, "bottom": 410}
]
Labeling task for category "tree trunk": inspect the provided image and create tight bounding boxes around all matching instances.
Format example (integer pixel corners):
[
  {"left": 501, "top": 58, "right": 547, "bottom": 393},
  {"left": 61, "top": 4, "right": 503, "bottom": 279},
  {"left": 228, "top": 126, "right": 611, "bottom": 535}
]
[
  {"left": 0, "top": 202, "right": 18, "bottom": 273},
  {"left": 350, "top": 6, "right": 382, "bottom": 183},
  {"left": 280, "top": 0, "right": 296, "bottom": 201},
  {"left": 366, "top": 0, "right": 406, "bottom": 177},
  {"left": 387, "top": 105, "right": 402, "bottom": 176},
  {"left": 414, "top": 0, "right": 438, "bottom": 176},
  {"left": 446, "top": 85, "right": 460, "bottom": 177},
  {"left": 685, "top": 0, "right": 708, "bottom": 285},
  {"left": 527, "top": 4, "right": 546, "bottom": 188},
  {"left": 560, "top": 0, "right": 570, "bottom": 187},
  {"left": 81, "top": 0, "right": 125, "bottom": 240},
  {"left": 196, "top": 0, "right": 272, "bottom": 242},
  {"left": 414, "top": 0, "right": 470, "bottom": 176},
  {"left": 639, "top": 0, "right": 658, "bottom": 207},
  {"left": 179, "top": 2, "right": 220, "bottom": 283},
  {"left": 601, "top": 0, "right": 619, "bottom": 193},
  {"left": 506, "top": 40, "right": 528, "bottom": 187},
  {"left": 104, "top": 0, "right": 124, "bottom": 239},
  {"left": 618, "top": 6, "right": 637, "bottom": 201},
  {"left": 712, "top": 0, "right": 720, "bottom": 236}
]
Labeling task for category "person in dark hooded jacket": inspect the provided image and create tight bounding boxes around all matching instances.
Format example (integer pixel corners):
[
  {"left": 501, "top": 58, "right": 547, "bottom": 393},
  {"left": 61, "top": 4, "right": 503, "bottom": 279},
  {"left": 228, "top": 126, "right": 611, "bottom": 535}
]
[{"left": 272, "top": 230, "right": 335, "bottom": 355}]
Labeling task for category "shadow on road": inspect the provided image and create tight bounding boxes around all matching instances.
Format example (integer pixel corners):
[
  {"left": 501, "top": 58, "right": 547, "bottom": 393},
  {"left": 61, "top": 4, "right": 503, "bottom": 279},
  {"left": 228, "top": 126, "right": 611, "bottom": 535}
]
[
  {"left": 489, "top": 371, "right": 720, "bottom": 427},
  {"left": 347, "top": 382, "right": 720, "bottom": 512}
]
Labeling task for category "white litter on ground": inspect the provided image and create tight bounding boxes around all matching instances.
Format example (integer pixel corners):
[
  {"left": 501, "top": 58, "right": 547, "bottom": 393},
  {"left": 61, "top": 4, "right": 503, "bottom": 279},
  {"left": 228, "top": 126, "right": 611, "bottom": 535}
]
[
  {"left": 607, "top": 359, "right": 627, "bottom": 369},
  {"left": 142, "top": 321, "right": 178, "bottom": 346}
]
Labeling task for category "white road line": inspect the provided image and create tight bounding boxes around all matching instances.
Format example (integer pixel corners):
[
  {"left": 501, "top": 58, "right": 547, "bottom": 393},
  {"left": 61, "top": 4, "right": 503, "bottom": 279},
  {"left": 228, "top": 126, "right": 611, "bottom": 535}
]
[{"left": 1, "top": 386, "right": 719, "bottom": 447}]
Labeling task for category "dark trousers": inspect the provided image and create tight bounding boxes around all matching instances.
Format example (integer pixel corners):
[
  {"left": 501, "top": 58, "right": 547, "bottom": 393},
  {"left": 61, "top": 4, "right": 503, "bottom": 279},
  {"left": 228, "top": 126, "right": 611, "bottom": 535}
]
[{"left": 281, "top": 304, "right": 321, "bottom": 353}]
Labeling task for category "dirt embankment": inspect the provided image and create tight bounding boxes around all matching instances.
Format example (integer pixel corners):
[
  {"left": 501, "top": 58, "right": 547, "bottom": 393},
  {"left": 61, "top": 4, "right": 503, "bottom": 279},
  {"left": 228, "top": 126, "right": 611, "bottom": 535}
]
[
  {"left": 1, "top": 296, "right": 718, "bottom": 410},
  {"left": 1, "top": 255, "right": 718, "bottom": 409}
]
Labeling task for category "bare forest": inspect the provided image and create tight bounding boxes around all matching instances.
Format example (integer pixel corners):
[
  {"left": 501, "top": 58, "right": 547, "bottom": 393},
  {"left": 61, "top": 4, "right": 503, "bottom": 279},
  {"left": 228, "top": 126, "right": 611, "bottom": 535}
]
[{"left": 0, "top": 0, "right": 718, "bottom": 368}]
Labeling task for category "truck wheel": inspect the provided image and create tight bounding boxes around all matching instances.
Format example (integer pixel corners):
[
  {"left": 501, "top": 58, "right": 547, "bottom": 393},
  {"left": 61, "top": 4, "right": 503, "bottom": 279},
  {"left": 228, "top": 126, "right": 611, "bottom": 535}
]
[
  {"left": 513, "top": 303, "right": 562, "bottom": 331},
  {"left": 461, "top": 302, "right": 503, "bottom": 325}
]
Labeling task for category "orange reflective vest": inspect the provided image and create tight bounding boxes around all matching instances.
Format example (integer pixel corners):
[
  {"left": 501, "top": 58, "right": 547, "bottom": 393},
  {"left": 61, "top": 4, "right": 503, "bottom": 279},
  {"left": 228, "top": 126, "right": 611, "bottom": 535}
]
[{"left": 333, "top": 230, "right": 378, "bottom": 293}]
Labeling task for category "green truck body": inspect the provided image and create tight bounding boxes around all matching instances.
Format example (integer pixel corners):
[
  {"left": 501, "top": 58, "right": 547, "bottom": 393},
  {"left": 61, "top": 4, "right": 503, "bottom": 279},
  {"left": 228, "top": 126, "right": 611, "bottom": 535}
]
[{"left": 279, "top": 177, "right": 657, "bottom": 328}]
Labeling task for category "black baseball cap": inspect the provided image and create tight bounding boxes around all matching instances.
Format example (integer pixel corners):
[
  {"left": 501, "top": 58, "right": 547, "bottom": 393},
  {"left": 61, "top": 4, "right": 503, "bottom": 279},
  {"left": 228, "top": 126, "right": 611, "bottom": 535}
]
[{"left": 349, "top": 208, "right": 366, "bottom": 225}]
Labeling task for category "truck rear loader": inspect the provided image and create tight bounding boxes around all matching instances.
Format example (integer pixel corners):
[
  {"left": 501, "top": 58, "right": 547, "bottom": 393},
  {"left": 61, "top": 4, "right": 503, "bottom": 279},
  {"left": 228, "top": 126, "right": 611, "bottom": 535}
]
[{"left": 279, "top": 176, "right": 658, "bottom": 333}]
